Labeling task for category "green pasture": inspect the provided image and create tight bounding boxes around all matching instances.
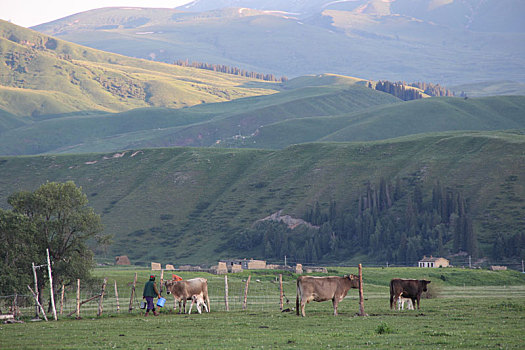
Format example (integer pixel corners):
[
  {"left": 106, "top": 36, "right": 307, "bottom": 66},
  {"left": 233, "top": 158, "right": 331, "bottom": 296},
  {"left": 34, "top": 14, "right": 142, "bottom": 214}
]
[
  {"left": 2, "top": 296, "right": 525, "bottom": 349},
  {"left": 2, "top": 267, "right": 525, "bottom": 349}
]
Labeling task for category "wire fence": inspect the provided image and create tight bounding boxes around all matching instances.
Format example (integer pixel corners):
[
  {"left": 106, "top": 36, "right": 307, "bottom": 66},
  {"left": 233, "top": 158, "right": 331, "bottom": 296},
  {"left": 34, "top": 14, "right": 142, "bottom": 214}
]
[
  {"left": 0, "top": 294, "right": 37, "bottom": 320},
  {"left": 0, "top": 275, "right": 299, "bottom": 320}
]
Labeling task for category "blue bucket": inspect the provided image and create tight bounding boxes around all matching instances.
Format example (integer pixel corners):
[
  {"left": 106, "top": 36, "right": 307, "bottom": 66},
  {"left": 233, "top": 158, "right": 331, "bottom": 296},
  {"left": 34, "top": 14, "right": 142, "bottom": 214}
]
[{"left": 157, "top": 297, "right": 166, "bottom": 308}]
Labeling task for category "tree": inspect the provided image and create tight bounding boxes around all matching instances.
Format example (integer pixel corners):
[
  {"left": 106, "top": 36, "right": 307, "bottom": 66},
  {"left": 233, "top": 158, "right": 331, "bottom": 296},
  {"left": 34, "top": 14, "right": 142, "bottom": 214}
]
[
  {"left": 7, "top": 181, "right": 105, "bottom": 306},
  {"left": 0, "top": 210, "right": 40, "bottom": 295},
  {"left": 492, "top": 234, "right": 505, "bottom": 260}
]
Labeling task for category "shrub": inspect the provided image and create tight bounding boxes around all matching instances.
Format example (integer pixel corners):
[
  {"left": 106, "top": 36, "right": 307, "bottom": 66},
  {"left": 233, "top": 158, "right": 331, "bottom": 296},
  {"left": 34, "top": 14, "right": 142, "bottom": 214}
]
[
  {"left": 489, "top": 301, "right": 524, "bottom": 312},
  {"left": 375, "top": 322, "right": 394, "bottom": 335}
]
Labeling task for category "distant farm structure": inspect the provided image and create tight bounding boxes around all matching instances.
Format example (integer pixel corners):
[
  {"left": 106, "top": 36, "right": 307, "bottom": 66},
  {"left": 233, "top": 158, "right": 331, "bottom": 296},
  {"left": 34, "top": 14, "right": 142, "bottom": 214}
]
[
  {"left": 418, "top": 256, "right": 449, "bottom": 268},
  {"left": 209, "top": 259, "right": 327, "bottom": 275},
  {"left": 146, "top": 259, "right": 326, "bottom": 275}
]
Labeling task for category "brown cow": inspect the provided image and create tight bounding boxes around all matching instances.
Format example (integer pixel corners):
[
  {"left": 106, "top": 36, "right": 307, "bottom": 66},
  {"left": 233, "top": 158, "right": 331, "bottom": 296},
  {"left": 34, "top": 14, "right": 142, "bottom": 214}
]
[
  {"left": 164, "top": 278, "right": 210, "bottom": 314},
  {"left": 389, "top": 278, "right": 431, "bottom": 310},
  {"left": 296, "top": 275, "right": 360, "bottom": 317}
]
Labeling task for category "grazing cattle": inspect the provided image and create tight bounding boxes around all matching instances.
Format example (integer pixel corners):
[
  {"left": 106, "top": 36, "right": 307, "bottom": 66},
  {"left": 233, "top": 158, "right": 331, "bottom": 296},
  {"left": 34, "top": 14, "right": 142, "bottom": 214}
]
[
  {"left": 164, "top": 278, "right": 210, "bottom": 313},
  {"left": 389, "top": 278, "right": 431, "bottom": 310},
  {"left": 188, "top": 293, "right": 209, "bottom": 314},
  {"left": 397, "top": 295, "right": 414, "bottom": 310},
  {"left": 296, "top": 275, "right": 360, "bottom": 317}
]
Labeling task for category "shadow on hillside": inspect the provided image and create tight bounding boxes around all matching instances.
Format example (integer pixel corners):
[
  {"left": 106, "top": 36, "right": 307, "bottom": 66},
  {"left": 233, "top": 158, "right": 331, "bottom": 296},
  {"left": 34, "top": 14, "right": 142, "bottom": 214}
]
[
  {"left": 31, "top": 110, "right": 111, "bottom": 121},
  {"left": 239, "top": 81, "right": 286, "bottom": 91}
]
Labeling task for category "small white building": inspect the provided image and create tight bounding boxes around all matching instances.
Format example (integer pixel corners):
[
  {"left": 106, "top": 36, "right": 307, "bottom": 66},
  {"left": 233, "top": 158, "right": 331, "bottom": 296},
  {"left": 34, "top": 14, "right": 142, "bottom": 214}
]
[{"left": 418, "top": 256, "right": 449, "bottom": 268}]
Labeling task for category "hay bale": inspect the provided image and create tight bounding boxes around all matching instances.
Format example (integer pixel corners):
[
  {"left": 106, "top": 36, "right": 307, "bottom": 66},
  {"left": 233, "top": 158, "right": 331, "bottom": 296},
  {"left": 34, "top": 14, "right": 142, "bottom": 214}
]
[
  {"left": 115, "top": 255, "right": 131, "bottom": 265},
  {"left": 231, "top": 264, "right": 242, "bottom": 273},
  {"left": 211, "top": 262, "right": 228, "bottom": 275}
]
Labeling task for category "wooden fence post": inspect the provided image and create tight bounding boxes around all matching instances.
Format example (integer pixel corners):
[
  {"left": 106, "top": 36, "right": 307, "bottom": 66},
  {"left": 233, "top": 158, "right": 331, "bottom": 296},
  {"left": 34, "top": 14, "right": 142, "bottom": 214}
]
[
  {"left": 27, "top": 285, "right": 48, "bottom": 321},
  {"left": 358, "top": 264, "right": 367, "bottom": 316},
  {"left": 242, "top": 275, "right": 251, "bottom": 311},
  {"left": 114, "top": 280, "right": 120, "bottom": 313},
  {"left": 97, "top": 278, "right": 107, "bottom": 316},
  {"left": 59, "top": 284, "right": 65, "bottom": 316},
  {"left": 224, "top": 275, "right": 229, "bottom": 312},
  {"left": 46, "top": 249, "right": 57, "bottom": 321},
  {"left": 76, "top": 279, "right": 80, "bottom": 319},
  {"left": 279, "top": 274, "right": 283, "bottom": 311},
  {"left": 129, "top": 273, "right": 137, "bottom": 312},
  {"left": 160, "top": 269, "right": 164, "bottom": 293},
  {"left": 66, "top": 293, "right": 105, "bottom": 317},
  {"left": 13, "top": 293, "right": 18, "bottom": 319},
  {"left": 32, "top": 262, "right": 39, "bottom": 317}
]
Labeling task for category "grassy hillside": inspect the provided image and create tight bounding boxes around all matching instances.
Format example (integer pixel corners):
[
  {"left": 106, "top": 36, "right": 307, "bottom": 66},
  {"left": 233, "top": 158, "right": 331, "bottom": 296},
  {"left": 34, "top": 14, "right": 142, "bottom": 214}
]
[
  {"left": 450, "top": 80, "right": 525, "bottom": 97},
  {"left": 321, "top": 95, "right": 525, "bottom": 142},
  {"left": 3, "top": 90, "right": 524, "bottom": 155},
  {"left": 0, "top": 132, "right": 523, "bottom": 265},
  {"left": 0, "top": 80, "right": 401, "bottom": 155},
  {"left": 225, "top": 95, "right": 525, "bottom": 148},
  {"left": 0, "top": 20, "right": 279, "bottom": 117}
]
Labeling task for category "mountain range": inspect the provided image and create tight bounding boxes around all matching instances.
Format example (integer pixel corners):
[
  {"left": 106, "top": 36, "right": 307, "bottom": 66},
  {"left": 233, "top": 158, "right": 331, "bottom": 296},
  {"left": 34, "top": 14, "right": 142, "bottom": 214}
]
[
  {"left": 31, "top": 0, "right": 525, "bottom": 86},
  {"left": 1, "top": 20, "right": 525, "bottom": 156}
]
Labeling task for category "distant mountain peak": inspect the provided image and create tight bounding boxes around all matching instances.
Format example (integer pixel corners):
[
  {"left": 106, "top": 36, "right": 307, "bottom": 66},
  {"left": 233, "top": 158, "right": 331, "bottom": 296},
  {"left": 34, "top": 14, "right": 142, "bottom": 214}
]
[{"left": 354, "top": 0, "right": 392, "bottom": 16}]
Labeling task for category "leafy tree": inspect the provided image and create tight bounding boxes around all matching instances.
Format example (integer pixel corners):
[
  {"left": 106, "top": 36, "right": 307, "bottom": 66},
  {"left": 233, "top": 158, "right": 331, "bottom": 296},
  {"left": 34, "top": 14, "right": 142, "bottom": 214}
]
[
  {"left": 7, "top": 181, "right": 105, "bottom": 306},
  {"left": 0, "top": 210, "right": 40, "bottom": 295}
]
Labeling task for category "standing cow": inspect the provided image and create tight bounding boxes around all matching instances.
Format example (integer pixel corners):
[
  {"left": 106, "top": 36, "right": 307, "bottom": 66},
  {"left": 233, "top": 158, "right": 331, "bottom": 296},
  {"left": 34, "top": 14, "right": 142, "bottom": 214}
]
[
  {"left": 296, "top": 274, "right": 360, "bottom": 317},
  {"left": 389, "top": 278, "right": 431, "bottom": 310},
  {"left": 164, "top": 278, "right": 210, "bottom": 314}
]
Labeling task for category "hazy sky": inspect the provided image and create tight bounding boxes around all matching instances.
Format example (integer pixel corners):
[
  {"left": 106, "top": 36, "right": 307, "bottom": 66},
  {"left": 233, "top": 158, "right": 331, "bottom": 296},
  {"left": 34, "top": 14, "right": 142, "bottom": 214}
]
[{"left": 0, "top": 0, "right": 193, "bottom": 28}]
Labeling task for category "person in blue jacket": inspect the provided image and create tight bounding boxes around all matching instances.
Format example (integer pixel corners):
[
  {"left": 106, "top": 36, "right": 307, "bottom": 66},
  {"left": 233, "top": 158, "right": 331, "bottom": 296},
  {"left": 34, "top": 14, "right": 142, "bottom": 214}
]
[{"left": 143, "top": 275, "right": 161, "bottom": 316}]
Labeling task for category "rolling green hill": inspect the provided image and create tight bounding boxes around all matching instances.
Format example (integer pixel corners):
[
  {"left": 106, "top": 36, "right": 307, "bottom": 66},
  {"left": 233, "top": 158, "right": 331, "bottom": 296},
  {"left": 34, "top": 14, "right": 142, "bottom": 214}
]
[
  {"left": 0, "top": 78, "right": 402, "bottom": 154},
  {"left": 2, "top": 88, "right": 524, "bottom": 155},
  {"left": 322, "top": 95, "right": 525, "bottom": 142},
  {"left": 0, "top": 20, "right": 280, "bottom": 117},
  {"left": 0, "top": 132, "right": 523, "bottom": 265},
  {"left": 450, "top": 81, "right": 525, "bottom": 98},
  {"left": 221, "top": 95, "right": 525, "bottom": 148}
]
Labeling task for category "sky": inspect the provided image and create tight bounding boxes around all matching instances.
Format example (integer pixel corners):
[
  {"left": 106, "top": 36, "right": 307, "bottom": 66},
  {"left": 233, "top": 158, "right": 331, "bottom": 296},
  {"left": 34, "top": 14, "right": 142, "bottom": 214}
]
[{"left": 0, "top": 0, "right": 194, "bottom": 28}]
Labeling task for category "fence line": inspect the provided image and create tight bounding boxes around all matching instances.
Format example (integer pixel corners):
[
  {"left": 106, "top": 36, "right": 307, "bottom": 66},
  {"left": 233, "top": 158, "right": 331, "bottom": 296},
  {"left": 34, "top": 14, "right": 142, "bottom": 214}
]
[
  {"left": 0, "top": 275, "right": 299, "bottom": 319},
  {"left": 3, "top": 273, "right": 525, "bottom": 320}
]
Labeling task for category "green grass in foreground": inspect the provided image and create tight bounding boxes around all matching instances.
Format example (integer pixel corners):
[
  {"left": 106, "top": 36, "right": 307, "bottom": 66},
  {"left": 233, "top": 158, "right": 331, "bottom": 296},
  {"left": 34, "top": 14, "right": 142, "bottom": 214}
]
[{"left": 1, "top": 294, "right": 524, "bottom": 349}]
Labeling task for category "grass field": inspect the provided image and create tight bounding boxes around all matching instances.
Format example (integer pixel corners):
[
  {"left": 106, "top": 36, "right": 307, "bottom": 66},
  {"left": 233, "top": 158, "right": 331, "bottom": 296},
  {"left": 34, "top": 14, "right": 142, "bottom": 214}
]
[{"left": 1, "top": 267, "right": 524, "bottom": 349}]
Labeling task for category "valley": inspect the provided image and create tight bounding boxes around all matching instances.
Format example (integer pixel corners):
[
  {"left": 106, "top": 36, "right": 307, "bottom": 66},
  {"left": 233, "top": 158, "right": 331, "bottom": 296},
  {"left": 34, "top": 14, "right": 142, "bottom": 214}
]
[{"left": 0, "top": 1, "right": 524, "bottom": 266}]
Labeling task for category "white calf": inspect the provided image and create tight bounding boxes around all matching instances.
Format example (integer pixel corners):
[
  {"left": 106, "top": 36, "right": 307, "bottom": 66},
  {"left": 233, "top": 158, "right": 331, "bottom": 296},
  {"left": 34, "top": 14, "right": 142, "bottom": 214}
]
[
  {"left": 188, "top": 293, "right": 209, "bottom": 314},
  {"left": 397, "top": 295, "right": 414, "bottom": 310}
]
